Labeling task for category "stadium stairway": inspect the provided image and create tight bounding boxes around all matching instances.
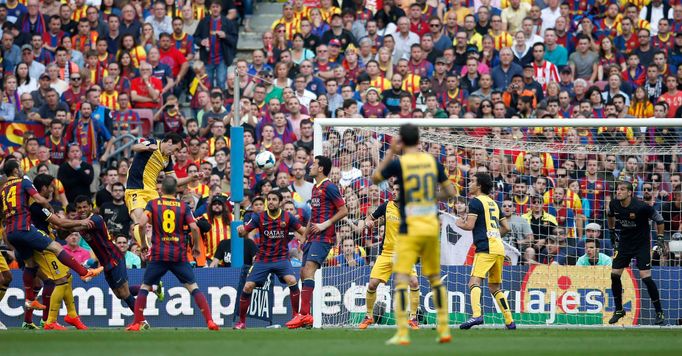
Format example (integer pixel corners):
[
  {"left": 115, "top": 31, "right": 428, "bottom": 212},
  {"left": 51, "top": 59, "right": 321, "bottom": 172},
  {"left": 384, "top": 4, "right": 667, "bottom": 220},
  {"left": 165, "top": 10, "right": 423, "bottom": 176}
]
[{"left": 236, "top": 2, "right": 282, "bottom": 59}]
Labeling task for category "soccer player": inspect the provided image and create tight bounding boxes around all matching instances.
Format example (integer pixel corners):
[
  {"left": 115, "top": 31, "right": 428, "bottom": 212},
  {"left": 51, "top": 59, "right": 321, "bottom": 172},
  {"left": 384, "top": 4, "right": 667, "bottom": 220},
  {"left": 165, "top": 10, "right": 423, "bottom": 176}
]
[
  {"left": 125, "top": 133, "right": 200, "bottom": 250},
  {"left": 372, "top": 123, "right": 456, "bottom": 345},
  {"left": 126, "top": 177, "right": 219, "bottom": 331},
  {"left": 234, "top": 190, "right": 306, "bottom": 329},
  {"left": 44, "top": 195, "right": 159, "bottom": 329},
  {"left": 608, "top": 181, "right": 666, "bottom": 325},
  {"left": 0, "top": 160, "right": 102, "bottom": 319},
  {"left": 0, "top": 250, "right": 11, "bottom": 330},
  {"left": 456, "top": 172, "right": 516, "bottom": 330},
  {"left": 29, "top": 174, "right": 87, "bottom": 330},
  {"left": 360, "top": 183, "right": 421, "bottom": 330},
  {"left": 286, "top": 156, "right": 348, "bottom": 329}
]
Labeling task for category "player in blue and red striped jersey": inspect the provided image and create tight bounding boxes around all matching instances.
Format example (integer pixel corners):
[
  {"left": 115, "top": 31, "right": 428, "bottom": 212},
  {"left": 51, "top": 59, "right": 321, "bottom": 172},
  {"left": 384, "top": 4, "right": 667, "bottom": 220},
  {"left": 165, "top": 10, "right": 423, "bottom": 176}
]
[
  {"left": 45, "top": 196, "right": 158, "bottom": 325},
  {"left": 234, "top": 190, "right": 306, "bottom": 329},
  {"left": 126, "top": 177, "right": 219, "bottom": 331},
  {"left": 287, "top": 156, "right": 347, "bottom": 329},
  {"left": 0, "top": 160, "right": 102, "bottom": 315}
]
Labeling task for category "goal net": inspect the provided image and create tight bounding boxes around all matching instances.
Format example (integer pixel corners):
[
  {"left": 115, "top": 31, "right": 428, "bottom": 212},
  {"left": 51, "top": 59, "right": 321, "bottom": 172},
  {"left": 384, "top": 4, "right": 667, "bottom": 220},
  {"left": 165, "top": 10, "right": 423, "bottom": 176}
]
[{"left": 312, "top": 118, "right": 682, "bottom": 328}]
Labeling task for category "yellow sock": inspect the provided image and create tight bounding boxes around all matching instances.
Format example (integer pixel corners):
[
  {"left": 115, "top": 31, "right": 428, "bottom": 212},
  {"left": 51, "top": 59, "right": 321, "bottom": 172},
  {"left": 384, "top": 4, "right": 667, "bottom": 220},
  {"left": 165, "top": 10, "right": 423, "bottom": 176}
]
[
  {"left": 394, "top": 282, "right": 409, "bottom": 336},
  {"left": 0, "top": 286, "right": 7, "bottom": 302},
  {"left": 408, "top": 288, "right": 420, "bottom": 319},
  {"left": 428, "top": 277, "right": 449, "bottom": 335},
  {"left": 366, "top": 289, "right": 377, "bottom": 317},
  {"left": 493, "top": 290, "right": 514, "bottom": 325},
  {"left": 64, "top": 276, "right": 77, "bottom": 318},
  {"left": 470, "top": 285, "right": 482, "bottom": 318},
  {"left": 48, "top": 283, "right": 66, "bottom": 324}
]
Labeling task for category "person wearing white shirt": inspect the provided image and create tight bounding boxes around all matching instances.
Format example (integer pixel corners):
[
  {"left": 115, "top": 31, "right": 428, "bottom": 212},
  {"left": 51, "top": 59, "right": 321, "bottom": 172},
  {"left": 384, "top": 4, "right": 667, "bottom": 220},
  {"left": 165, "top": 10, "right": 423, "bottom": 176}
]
[
  {"left": 392, "top": 17, "right": 419, "bottom": 57},
  {"left": 640, "top": 0, "right": 674, "bottom": 36},
  {"left": 540, "top": 0, "right": 561, "bottom": 34},
  {"left": 144, "top": 1, "right": 172, "bottom": 40},
  {"left": 522, "top": 18, "right": 543, "bottom": 48}
]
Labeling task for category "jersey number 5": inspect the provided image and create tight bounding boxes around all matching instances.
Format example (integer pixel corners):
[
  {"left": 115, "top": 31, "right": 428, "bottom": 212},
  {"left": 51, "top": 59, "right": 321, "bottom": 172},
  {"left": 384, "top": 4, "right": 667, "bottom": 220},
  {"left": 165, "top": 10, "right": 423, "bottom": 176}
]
[
  {"left": 488, "top": 207, "right": 500, "bottom": 231},
  {"left": 162, "top": 210, "right": 176, "bottom": 234}
]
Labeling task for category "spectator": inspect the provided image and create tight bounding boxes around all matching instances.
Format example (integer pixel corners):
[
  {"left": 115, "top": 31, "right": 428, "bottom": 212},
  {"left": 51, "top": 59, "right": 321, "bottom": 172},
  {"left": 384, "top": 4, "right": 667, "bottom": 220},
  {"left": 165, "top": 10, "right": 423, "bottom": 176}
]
[
  {"left": 576, "top": 238, "right": 612, "bottom": 266},
  {"left": 195, "top": 0, "right": 237, "bottom": 88},
  {"left": 57, "top": 143, "right": 94, "bottom": 202},
  {"left": 130, "top": 61, "right": 163, "bottom": 109},
  {"left": 335, "top": 237, "right": 366, "bottom": 267},
  {"left": 100, "top": 182, "right": 132, "bottom": 237},
  {"left": 63, "top": 231, "right": 93, "bottom": 265},
  {"left": 115, "top": 236, "right": 141, "bottom": 269}
]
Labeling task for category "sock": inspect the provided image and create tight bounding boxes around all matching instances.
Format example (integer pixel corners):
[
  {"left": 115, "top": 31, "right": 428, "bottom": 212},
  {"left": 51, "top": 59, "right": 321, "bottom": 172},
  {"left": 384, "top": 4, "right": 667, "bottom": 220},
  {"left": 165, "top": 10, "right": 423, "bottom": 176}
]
[
  {"left": 22, "top": 267, "right": 38, "bottom": 302},
  {"left": 57, "top": 250, "right": 88, "bottom": 276},
  {"left": 238, "top": 291, "right": 252, "bottom": 323},
  {"left": 24, "top": 309, "right": 34, "bottom": 324},
  {"left": 0, "top": 285, "right": 7, "bottom": 302},
  {"left": 133, "top": 224, "right": 144, "bottom": 247},
  {"left": 289, "top": 285, "right": 300, "bottom": 315},
  {"left": 429, "top": 277, "right": 449, "bottom": 335},
  {"left": 470, "top": 285, "right": 482, "bottom": 318},
  {"left": 394, "top": 282, "right": 409, "bottom": 336},
  {"left": 129, "top": 285, "right": 141, "bottom": 296},
  {"left": 124, "top": 295, "right": 136, "bottom": 311},
  {"left": 133, "top": 289, "right": 148, "bottom": 324},
  {"left": 48, "top": 283, "right": 66, "bottom": 324},
  {"left": 191, "top": 289, "right": 213, "bottom": 324},
  {"left": 611, "top": 273, "right": 623, "bottom": 311},
  {"left": 64, "top": 276, "right": 77, "bottom": 318},
  {"left": 493, "top": 290, "right": 514, "bottom": 325},
  {"left": 642, "top": 277, "right": 663, "bottom": 313},
  {"left": 366, "top": 289, "right": 377, "bottom": 317},
  {"left": 300, "top": 279, "right": 315, "bottom": 316},
  {"left": 41, "top": 280, "right": 55, "bottom": 322},
  {"left": 409, "top": 288, "right": 420, "bottom": 319}
]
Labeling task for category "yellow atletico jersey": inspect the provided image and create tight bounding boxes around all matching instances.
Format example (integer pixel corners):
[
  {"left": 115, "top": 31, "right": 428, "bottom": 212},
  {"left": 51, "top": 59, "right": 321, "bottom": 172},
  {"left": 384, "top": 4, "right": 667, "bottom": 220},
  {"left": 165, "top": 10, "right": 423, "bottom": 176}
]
[
  {"left": 372, "top": 201, "right": 401, "bottom": 256},
  {"left": 467, "top": 194, "right": 505, "bottom": 256},
  {"left": 126, "top": 138, "right": 175, "bottom": 191}
]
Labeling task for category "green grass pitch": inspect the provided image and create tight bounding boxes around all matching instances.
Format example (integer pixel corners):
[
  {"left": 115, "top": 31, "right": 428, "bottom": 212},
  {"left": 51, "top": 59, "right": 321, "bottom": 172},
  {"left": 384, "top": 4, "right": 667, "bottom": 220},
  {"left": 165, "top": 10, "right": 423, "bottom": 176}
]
[{"left": 1, "top": 328, "right": 681, "bottom": 355}]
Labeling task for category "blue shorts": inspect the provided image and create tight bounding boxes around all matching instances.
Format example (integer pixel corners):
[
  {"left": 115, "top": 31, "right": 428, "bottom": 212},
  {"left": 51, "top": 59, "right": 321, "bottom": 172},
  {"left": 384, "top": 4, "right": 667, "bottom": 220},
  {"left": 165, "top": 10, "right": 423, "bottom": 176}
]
[
  {"left": 143, "top": 261, "right": 196, "bottom": 286},
  {"left": 246, "top": 260, "right": 294, "bottom": 287},
  {"left": 7, "top": 226, "right": 53, "bottom": 262},
  {"left": 302, "top": 241, "right": 332, "bottom": 267},
  {"left": 104, "top": 258, "right": 129, "bottom": 289}
]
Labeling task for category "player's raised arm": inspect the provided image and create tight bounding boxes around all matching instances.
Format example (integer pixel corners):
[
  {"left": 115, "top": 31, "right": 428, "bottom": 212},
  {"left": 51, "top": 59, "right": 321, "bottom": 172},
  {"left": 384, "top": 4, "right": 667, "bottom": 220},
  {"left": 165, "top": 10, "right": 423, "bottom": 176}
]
[
  {"left": 372, "top": 137, "right": 402, "bottom": 184},
  {"left": 188, "top": 221, "right": 202, "bottom": 259},
  {"left": 499, "top": 216, "right": 510, "bottom": 237},
  {"left": 457, "top": 198, "right": 482, "bottom": 231},
  {"left": 131, "top": 138, "right": 158, "bottom": 152},
  {"left": 43, "top": 209, "right": 92, "bottom": 231}
]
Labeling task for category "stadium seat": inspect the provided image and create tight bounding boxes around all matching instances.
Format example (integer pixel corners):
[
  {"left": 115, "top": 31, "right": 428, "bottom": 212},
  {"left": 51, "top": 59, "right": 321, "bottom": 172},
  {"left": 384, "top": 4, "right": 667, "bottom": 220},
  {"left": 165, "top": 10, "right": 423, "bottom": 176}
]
[{"left": 134, "top": 109, "right": 154, "bottom": 137}]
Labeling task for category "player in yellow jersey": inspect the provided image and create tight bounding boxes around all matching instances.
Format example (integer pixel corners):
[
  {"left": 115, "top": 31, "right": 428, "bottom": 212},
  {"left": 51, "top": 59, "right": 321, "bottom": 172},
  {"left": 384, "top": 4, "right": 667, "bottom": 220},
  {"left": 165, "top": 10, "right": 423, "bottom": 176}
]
[
  {"left": 456, "top": 172, "right": 515, "bottom": 330},
  {"left": 359, "top": 183, "right": 420, "bottom": 330},
  {"left": 126, "top": 133, "right": 201, "bottom": 247},
  {"left": 373, "top": 123, "right": 456, "bottom": 345},
  {"left": 0, "top": 251, "right": 10, "bottom": 330}
]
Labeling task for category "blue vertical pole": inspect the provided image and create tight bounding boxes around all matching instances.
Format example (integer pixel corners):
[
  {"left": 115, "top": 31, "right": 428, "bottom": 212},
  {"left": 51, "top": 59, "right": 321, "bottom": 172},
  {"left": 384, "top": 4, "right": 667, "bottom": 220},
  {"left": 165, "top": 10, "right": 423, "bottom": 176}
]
[{"left": 230, "top": 70, "right": 244, "bottom": 268}]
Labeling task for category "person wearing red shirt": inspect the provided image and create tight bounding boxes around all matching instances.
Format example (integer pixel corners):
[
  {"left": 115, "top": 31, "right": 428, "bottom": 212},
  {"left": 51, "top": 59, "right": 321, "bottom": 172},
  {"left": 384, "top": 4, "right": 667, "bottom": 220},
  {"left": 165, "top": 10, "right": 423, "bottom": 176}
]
[
  {"left": 131, "top": 62, "right": 163, "bottom": 109},
  {"left": 408, "top": 3, "right": 428, "bottom": 36},
  {"left": 158, "top": 33, "right": 189, "bottom": 84},
  {"left": 659, "top": 75, "right": 682, "bottom": 118}
]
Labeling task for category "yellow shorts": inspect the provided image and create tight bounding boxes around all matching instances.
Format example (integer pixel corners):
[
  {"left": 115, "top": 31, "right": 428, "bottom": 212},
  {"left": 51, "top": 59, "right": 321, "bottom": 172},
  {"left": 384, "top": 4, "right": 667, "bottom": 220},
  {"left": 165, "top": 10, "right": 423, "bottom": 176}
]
[
  {"left": 125, "top": 188, "right": 158, "bottom": 213},
  {"left": 370, "top": 254, "right": 417, "bottom": 282},
  {"left": 471, "top": 253, "right": 505, "bottom": 284},
  {"left": 33, "top": 250, "right": 69, "bottom": 281},
  {"left": 394, "top": 233, "right": 440, "bottom": 276},
  {"left": 0, "top": 253, "right": 9, "bottom": 273}
]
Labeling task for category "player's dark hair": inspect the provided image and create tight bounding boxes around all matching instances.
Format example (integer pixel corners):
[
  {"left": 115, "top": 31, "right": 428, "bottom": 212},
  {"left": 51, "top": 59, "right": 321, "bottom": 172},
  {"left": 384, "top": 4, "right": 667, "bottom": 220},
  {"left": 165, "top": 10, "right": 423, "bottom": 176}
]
[
  {"left": 617, "top": 180, "right": 634, "bottom": 192},
  {"left": 586, "top": 238, "right": 600, "bottom": 248},
  {"left": 33, "top": 174, "right": 54, "bottom": 192},
  {"left": 399, "top": 123, "right": 419, "bottom": 147},
  {"left": 315, "top": 155, "right": 332, "bottom": 176},
  {"left": 475, "top": 172, "right": 494, "bottom": 194},
  {"left": 161, "top": 176, "right": 178, "bottom": 195},
  {"left": 66, "top": 204, "right": 76, "bottom": 213},
  {"left": 267, "top": 190, "right": 283, "bottom": 202},
  {"left": 162, "top": 132, "right": 184, "bottom": 146},
  {"left": 2, "top": 160, "right": 20, "bottom": 176},
  {"left": 74, "top": 195, "right": 92, "bottom": 206}
]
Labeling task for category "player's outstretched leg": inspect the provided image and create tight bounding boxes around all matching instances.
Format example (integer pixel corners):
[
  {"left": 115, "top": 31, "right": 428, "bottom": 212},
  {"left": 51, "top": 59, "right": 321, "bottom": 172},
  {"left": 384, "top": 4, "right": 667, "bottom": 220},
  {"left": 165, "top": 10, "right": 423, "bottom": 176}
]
[
  {"left": 408, "top": 275, "right": 421, "bottom": 330},
  {"left": 386, "top": 279, "right": 410, "bottom": 346},
  {"left": 127, "top": 288, "right": 150, "bottom": 331},
  {"left": 236, "top": 291, "right": 251, "bottom": 329},
  {"left": 429, "top": 276, "right": 451, "bottom": 343},
  {"left": 189, "top": 287, "right": 219, "bottom": 330},
  {"left": 44, "top": 280, "right": 67, "bottom": 330},
  {"left": 461, "top": 283, "right": 484, "bottom": 330},
  {"left": 360, "top": 279, "right": 380, "bottom": 329},
  {"left": 40, "top": 280, "right": 55, "bottom": 325},
  {"left": 641, "top": 274, "right": 665, "bottom": 325},
  {"left": 492, "top": 289, "right": 515, "bottom": 329},
  {"left": 609, "top": 272, "right": 626, "bottom": 324}
]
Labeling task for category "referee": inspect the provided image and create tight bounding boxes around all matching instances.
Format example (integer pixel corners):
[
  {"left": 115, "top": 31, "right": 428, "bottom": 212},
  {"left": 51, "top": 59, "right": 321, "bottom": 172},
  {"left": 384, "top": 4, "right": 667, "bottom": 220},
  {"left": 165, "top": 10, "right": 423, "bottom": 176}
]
[{"left": 607, "top": 181, "right": 666, "bottom": 325}]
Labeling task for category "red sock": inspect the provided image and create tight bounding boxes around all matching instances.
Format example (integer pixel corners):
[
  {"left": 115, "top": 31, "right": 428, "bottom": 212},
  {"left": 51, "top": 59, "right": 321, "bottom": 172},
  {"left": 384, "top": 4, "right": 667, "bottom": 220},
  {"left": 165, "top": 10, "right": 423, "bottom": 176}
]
[
  {"left": 57, "top": 251, "right": 88, "bottom": 276},
  {"left": 289, "top": 285, "right": 300, "bottom": 315},
  {"left": 23, "top": 267, "right": 38, "bottom": 302},
  {"left": 41, "top": 281, "right": 55, "bottom": 322},
  {"left": 238, "top": 292, "right": 251, "bottom": 324},
  {"left": 133, "top": 289, "right": 148, "bottom": 324},
  {"left": 300, "top": 279, "right": 315, "bottom": 316},
  {"left": 24, "top": 309, "right": 34, "bottom": 324},
  {"left": 191, "top": 289, "right": 213, "bottom": 324}
]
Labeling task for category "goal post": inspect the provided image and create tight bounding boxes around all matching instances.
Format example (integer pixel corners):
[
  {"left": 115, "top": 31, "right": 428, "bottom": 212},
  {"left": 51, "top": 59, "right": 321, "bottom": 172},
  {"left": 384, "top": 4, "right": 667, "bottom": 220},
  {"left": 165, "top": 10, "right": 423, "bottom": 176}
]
[{"left": 312, "top": 118, "right": 682, "bottom": 328}]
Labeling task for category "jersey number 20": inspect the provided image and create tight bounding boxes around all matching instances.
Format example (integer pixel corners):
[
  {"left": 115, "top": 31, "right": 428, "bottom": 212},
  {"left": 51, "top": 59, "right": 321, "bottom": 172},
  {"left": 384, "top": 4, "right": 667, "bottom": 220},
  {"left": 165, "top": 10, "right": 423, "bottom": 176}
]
[{"left": 405, "top": 173, "right": 436, "bottom": 203}]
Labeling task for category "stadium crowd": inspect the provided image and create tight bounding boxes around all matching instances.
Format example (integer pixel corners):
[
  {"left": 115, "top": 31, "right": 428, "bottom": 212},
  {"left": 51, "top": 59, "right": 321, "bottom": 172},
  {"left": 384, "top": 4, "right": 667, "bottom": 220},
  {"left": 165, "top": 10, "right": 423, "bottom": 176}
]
[{"left": 2, "top": 0, "right": 682, "bottom": 273}]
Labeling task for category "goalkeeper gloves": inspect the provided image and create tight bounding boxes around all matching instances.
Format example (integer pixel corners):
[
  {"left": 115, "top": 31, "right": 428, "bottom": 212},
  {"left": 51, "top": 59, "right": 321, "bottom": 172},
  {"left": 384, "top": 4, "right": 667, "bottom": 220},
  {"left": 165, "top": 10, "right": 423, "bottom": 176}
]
[
  {"left": 610, "top": 229, "right": 620, "bottom": 250},
  {"left": 656, "top": 235, "right": 666, "bottom": 251}
]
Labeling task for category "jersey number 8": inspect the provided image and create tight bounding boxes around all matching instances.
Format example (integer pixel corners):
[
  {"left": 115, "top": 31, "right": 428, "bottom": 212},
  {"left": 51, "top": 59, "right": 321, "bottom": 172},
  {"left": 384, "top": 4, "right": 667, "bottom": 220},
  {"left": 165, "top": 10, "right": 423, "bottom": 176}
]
[{"left": 162, "top": 210, "right": 176, "bottom": 234}]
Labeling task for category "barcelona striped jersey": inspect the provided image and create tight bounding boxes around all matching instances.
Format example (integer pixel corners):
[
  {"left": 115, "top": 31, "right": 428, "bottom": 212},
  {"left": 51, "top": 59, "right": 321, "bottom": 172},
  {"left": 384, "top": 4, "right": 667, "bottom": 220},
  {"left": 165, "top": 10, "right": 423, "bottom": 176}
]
[
  {"left": 1, "top": 177, "right": 39, "bottom": 234},
  {"left": 309, "top": 179, "right": 345, "bottom": 244},
  {"left": 127, "top": 138, "right": 175, "bottom": 190},
  {"left": 80, "top": 214, "right": 124, "bottom": 271},
  {"left": 244, "top": 209, "right": 302, "bottom": 263},
  {"left": 146, "top": 196, "right": 196, "bottom": 262}
]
